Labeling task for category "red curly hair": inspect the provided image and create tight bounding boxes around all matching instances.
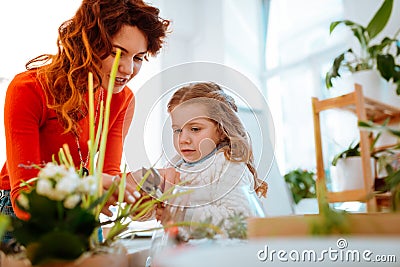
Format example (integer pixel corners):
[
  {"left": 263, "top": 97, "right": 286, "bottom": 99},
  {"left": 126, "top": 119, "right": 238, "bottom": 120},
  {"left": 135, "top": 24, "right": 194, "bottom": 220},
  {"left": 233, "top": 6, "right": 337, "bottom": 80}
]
[{"left": 26, "top": 0, "right": 170, "bottom": 134}]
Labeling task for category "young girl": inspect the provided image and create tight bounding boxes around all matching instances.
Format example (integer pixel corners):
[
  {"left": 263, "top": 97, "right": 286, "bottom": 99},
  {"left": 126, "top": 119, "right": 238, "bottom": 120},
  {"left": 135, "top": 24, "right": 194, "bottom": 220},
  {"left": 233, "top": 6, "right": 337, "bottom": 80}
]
[{"left": 164, "top": 82, "right": 268, "bottom": 234}]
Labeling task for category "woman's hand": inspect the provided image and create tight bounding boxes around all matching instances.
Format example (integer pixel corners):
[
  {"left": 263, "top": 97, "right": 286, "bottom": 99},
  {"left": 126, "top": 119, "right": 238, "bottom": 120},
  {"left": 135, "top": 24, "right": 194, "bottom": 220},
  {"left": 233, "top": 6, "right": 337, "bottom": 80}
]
[{"left": 101, "top": 173, "right": 142, "bottom": 216}]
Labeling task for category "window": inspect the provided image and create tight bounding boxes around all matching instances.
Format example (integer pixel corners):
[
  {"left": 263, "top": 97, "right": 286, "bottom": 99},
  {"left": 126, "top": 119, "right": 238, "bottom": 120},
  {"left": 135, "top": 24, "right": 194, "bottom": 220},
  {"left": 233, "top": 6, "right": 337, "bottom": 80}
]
[{"left": 264, "top": 0, "right": 345, "bottom": 174}]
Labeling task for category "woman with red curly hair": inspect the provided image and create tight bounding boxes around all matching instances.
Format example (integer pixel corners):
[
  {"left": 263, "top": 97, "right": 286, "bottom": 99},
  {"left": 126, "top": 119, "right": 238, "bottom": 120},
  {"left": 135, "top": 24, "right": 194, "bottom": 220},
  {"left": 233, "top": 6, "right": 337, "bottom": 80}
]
[{"left": 0, "top": 0, "right": 170, "bottom": 244}]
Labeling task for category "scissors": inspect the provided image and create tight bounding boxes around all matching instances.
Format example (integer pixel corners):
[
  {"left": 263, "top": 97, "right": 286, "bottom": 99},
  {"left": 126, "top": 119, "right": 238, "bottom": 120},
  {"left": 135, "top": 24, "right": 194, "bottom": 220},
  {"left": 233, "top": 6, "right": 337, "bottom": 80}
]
[{"left": 141, "top": 167, "right": 163, "bottom": 199}]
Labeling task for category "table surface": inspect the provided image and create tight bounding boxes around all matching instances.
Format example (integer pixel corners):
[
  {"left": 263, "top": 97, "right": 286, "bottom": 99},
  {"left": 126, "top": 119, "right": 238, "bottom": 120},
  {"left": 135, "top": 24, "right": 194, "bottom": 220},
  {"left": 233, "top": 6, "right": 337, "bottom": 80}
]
[
  {"left": 117, "top": 237, "right": 152, "bottom": 267},
  {"left": 153, "top": 236, "right": 400, "bottom": 267}
]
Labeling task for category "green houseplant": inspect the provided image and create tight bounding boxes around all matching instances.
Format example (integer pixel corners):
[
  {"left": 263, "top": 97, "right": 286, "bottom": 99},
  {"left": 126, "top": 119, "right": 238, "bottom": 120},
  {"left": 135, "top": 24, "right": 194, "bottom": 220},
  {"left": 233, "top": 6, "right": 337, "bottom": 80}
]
[
  {"left": 329, "top": 129, "right": 386, "bottom": 194},
  {"left": 284, "top": 169, "right": 316, "bottom": 204},
  {"left": 331, "top": 131, "right": 382, "bottom": 167},
  {"left": 325, "top": 0, "right": 400, "bottom": 94},
  {"left": 331, "top": 141, "right": 361, "bottom": 167}
]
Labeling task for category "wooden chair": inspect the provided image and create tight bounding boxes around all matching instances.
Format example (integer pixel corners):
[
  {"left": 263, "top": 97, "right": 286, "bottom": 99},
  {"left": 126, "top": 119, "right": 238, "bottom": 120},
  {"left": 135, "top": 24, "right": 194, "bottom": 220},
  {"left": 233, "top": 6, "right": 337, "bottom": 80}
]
[{"left": 312, "top": 84, "right": 377, "bottom": 212}]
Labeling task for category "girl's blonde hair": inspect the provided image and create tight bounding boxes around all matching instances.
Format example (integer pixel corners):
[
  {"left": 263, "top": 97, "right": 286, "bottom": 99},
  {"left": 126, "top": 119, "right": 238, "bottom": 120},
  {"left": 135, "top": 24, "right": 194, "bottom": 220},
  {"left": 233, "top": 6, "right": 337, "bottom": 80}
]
[{"left": 167, "top": 82, "right": 267, "bottom": 197}]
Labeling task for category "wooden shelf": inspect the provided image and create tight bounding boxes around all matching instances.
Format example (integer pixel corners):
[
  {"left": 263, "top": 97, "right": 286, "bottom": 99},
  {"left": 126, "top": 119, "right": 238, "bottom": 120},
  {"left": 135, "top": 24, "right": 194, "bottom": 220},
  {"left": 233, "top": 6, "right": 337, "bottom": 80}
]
[
  {"left": 311, "top": 84, "right": 395, "bottom": 213},
  {"left": 342, "top": 96, "right": 400, "bottom": 123},
  {"left": 247, "top": 213, "right": 400, "bottom": 238},
  {"left": 327, "top": 189, "right": 371, "bottom": 203}
]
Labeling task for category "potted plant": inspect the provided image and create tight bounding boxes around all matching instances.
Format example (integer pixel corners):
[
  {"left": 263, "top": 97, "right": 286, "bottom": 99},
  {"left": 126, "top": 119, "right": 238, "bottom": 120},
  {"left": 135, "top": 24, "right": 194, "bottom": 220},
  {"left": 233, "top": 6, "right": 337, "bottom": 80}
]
[
  {"left": 331, "top": 141, "right": 362, "bottom": 167},
  {"left": 330, "top": 129, "right": 384, "bottom": 192},
  {"left": 325, "top": 0, "right": 400, "bottom": 101},
  {"left": 283, "top": 169, "right": 316, "bottom": 205},
  {"left": 330, "top": 141, "right": 375, "bottom": 192}
]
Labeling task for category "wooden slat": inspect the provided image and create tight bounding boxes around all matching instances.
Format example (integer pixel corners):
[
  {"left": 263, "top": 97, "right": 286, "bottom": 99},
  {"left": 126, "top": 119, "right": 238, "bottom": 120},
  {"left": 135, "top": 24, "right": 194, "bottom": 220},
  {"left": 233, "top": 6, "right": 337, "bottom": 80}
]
[
  {"left": 313, "top": 92, "right": 356, "bottom": 112},
  {"left": 247, "top": 213, "right": 400, "bottom": 238},
  {"left": 354, "top": 85, "right": 377, "bottom": 212},
  {"left": 312, "top": 97, "right": 328, "bottom": 212},
  {"left": 327, "top": 189, "right": 371, "bottom": 203}
]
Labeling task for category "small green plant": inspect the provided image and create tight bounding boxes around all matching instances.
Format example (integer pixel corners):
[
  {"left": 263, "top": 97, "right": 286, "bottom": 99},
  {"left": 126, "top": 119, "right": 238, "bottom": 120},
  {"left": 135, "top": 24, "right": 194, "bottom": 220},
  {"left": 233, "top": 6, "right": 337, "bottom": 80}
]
[
  {"left": 331, "top": 127, "right": 385, "bottom": 167},
  {"left": 325, "top": 0, "right": 400, "bottom": 93},
  {"left": 310, "top": 180, "right": 350, "bottom": 235},
  {"left": 166, "top": 212, "right": 249, "bottom": 242},
  {"left": 187, "top": 217, "right": 223, "bottom": 240},
  {"left": 225, "top": 212, "right": 248, "bottom": 239},
  {"left": 284, "top": 169, "right": 316, "bottom": 204},
  {"left": 331, "top": 141, "right": 361, "bottom": 166}
]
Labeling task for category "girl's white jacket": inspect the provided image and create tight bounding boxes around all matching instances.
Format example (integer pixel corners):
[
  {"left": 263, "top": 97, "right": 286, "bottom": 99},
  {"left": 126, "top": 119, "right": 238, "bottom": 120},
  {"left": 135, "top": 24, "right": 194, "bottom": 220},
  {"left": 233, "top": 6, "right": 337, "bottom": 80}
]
[{"left": 167, "top": 152, "right": 262, "bottom": 232}]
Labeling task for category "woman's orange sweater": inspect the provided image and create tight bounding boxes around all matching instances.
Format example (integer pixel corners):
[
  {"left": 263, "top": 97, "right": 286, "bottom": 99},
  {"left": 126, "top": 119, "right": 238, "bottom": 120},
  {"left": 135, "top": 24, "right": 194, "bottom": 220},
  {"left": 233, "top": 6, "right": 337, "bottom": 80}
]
[{"left": 0, "top": 70, "right": 135, "bottom": 218}]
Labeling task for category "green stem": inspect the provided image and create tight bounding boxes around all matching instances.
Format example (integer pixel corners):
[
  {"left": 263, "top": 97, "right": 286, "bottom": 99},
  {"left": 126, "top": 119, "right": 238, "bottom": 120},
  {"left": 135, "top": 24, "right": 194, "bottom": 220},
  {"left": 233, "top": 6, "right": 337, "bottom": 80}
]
[
  {"left": 88, "top": 73, "right": 96, "bottom": 174},
  {"left": 96, "top": 49, "right": 121, "bottom": 200},
  {"left": 57, "top": 201, "right": 63, "bottom": 221}
]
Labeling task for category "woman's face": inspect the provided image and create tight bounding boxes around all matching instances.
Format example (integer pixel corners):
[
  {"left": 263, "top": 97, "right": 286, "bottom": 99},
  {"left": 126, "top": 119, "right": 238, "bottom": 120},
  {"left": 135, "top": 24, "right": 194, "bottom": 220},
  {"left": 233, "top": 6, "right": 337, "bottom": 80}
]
[
  {"left": 170, "top": 103, "right": 222, "bottom": 163},
  {"left": 101, "top": 25, "right": 148, "bottom": 94}
]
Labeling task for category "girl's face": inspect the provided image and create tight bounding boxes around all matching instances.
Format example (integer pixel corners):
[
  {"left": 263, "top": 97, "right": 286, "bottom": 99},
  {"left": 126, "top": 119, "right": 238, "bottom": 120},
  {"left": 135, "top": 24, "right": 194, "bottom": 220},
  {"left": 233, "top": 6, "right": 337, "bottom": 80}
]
[
  {"left": 170, "top": 103, "right": 222, "bottom": 163},
  {"left": 101, "top": 25, "right": 148, "bottom": 94}
]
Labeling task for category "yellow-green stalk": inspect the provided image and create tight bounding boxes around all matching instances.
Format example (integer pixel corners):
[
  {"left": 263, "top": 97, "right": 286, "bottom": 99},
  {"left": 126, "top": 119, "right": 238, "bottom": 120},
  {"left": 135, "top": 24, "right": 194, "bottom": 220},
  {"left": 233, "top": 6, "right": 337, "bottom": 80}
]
[
  {"left": 88, "top": 72, "right": 95, "bottom": 174},
  {"left": 96, "top": 49, "right": 121, "bottom": 194}
]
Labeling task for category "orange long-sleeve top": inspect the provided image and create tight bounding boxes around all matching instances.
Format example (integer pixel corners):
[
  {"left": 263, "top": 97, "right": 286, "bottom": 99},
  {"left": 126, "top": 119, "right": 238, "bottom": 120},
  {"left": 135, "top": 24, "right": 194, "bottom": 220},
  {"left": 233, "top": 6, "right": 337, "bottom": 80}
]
[{"left": 0, "top": 70, "right": 135, "bottom": 219}]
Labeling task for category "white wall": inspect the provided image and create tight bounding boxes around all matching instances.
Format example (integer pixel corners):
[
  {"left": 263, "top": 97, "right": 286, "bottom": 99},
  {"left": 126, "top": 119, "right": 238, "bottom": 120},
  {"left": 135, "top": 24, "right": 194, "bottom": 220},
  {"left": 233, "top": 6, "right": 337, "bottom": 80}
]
[{"left": 0, "top": 0, "right": 82, "bottom": 168}]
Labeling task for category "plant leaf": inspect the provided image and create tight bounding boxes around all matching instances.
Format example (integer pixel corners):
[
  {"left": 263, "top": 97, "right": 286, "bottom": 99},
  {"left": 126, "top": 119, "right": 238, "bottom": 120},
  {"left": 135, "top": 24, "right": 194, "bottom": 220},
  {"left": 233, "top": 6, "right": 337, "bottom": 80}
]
[
  {"left": 27, "top": 231, "right": 88, "bottom": 265},
  {"left": 330, "top": 20, "right": 369, "bottom": 48},
  {"left": 397, "top": 40, "right": 400, "bottom": 56},
  {"left": 326, "top": 51, "right": 347, "bottom": 89},
  {"left": 366, "top": 0, "right": 393, "bottom": 39},
  {"left": 377, "top": 54, "right": 395, "bottom": 81},
  {"left": 329, "top": 21, "right": 343, "bottom": 34}
]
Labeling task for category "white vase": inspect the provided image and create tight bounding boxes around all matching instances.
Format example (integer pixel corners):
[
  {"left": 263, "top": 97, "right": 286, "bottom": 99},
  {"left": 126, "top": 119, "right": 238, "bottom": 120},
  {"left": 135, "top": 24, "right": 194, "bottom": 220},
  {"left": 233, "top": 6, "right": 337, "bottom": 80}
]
[{"left": 330, "top": 157, "right": 375, "bottom": 192}]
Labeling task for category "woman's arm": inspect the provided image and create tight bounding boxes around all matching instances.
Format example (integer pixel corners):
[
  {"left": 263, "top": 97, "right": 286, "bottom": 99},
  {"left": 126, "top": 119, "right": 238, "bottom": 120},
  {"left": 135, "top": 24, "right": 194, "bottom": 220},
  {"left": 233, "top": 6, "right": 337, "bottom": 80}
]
[{"left": 4, "top": 72, "right": 45, "bottom": 219}]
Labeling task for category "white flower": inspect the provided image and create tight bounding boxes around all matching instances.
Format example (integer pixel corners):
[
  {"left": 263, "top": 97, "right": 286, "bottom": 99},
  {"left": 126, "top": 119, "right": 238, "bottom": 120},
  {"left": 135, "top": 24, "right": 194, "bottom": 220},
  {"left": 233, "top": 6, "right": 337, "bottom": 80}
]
[
  {"left": 17, "top": 194, "right": 29, "bottom": 210},
  {"left": 36, "top": 178, "right": 53, "bottom": 197},
  {"left": 56, "top": 174, "right": 80, "bottom": 197},
  {"left": 46, "top": 189, "right": 65, "bottom": 201},
  {"left": 64, "top": 194, "right": 81, "bottom": 209},
  {"left": 78, "top": 175, "right": 98, "bottom": 194},
  {"left": 38, "top": 162, "right": 68, "bottom": 181}
]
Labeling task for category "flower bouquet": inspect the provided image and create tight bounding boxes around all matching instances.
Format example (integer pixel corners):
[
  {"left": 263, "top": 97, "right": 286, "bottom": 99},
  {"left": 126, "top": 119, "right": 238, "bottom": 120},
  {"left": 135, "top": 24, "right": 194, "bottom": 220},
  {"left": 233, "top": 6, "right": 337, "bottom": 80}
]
[{"left": 1, "top": 49, "right": 172, "bottom": 266}]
